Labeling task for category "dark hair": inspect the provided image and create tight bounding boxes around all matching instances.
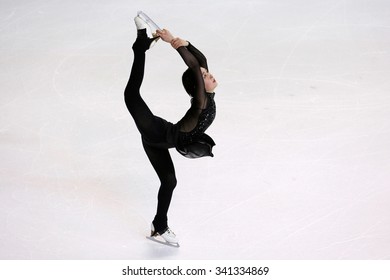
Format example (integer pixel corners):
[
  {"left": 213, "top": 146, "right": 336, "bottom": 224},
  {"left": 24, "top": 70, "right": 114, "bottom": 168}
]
[{"left": 182, "top": 68, "right": 196, "bottom": 97}]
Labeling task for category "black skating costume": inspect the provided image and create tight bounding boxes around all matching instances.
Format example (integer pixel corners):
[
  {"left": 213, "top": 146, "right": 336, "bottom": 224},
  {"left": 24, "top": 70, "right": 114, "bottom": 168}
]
[{"left": 124, "top": 30, "right": 216, "bottom": 234}]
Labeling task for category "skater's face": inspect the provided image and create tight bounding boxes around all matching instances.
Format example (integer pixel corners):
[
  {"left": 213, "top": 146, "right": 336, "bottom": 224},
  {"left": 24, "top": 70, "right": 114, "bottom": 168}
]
[{"left": 201, "top": 67, "right": 218, "bottom": 93}]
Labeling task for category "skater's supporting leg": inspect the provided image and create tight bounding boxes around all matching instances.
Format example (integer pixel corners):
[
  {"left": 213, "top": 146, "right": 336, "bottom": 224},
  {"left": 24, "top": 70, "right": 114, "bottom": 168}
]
[{"left": 142, "top": 139, "right": 177, "bottom": 233}]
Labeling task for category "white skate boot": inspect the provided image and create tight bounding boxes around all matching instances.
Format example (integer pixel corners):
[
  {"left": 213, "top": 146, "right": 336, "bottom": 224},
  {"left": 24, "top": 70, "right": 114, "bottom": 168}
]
[
  {"left": 134, "top": 11, "right": 161, "bottom": 48},
  {"left": 147, "top": 223, "right": 180, "bottom": 248}
]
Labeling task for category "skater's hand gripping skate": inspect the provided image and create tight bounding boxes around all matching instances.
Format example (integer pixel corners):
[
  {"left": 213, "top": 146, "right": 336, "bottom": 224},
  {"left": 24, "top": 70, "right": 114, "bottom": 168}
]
[
  {"left": 170, "top": 37, "right": 189, "bottom": 49},
  {"left": 156, "top": 29, "right": 175, "bottom": 43}
]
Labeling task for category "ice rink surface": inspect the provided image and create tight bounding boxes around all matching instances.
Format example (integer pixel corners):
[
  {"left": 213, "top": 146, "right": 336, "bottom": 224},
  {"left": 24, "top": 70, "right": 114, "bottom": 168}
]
[{"left": 1, "top": 0, "right": 390, "bottom": 259}]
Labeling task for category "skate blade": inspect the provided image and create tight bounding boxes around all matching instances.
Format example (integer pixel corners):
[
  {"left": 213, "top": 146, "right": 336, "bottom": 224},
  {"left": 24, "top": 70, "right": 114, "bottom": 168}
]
[
  {"left": 146, "top": 236, "right": 180, "bottom": 248},
  {"left": 136, "top": 11, "right": 160, "bottom": 48},
  {"left": 137, "top": 11, "right": 161, "bottom": 31}
]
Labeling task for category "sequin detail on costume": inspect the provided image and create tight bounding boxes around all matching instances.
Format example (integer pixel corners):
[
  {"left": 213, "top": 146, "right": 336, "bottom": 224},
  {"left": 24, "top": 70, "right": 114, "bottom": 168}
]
[{"left": 179, "top": 93, "right": 216, "bottom": 145}]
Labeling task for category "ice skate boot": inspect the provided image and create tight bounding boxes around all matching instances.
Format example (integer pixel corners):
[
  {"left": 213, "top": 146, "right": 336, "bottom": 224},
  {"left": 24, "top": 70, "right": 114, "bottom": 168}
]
[
  {"left": 133, "top": 19, "right": 159, "bottom": 51},
  {"left": 134, "top": 11, "right": 161, "bottom": 48},
  {"left": 147, "top": 223, "right": 180, "bottom": 248}
]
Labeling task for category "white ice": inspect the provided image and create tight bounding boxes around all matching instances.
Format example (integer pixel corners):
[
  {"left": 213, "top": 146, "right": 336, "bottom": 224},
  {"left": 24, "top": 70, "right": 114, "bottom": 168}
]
[{"left": 1, "top": 0, "right": 390, "bottom": 259}]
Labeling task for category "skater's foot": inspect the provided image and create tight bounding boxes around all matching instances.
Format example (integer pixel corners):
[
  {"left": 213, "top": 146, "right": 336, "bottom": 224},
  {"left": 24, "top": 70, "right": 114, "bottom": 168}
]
[
  {"left": 150, "top": 223, "right": 179, "bottom": 246},
  {"left": 136, "top": 11, "right": 161, "bottom": 38},
  {"left": 132, "top": 29, "right": 159, "bottom": 52},
  {"left": 133, "top": 12, "right": 160, "bottom": 49}
]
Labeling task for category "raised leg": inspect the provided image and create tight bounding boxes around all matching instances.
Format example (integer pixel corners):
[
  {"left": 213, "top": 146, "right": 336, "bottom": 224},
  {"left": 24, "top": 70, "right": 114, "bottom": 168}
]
[{"left": 124, "top": 30, "right": 160, "bottom": 140}]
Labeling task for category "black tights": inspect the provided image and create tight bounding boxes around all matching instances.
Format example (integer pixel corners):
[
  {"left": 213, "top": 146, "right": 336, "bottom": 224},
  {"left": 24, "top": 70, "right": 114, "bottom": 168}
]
[{"left": 124, "top": 37, "right": 176, "bottom": 233}]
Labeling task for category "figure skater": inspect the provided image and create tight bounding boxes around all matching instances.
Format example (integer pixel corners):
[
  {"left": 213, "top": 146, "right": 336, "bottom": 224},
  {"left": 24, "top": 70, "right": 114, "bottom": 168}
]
[{"left": 124, "top": 13, "right": 217, "bottom": 246}]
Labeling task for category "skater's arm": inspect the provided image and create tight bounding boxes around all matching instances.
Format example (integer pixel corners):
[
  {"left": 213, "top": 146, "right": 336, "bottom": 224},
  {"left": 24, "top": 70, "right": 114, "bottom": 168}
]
[
  {"left": 157, "top": 29, "right": 207, "bottom": 109},
  {"left": 170, "top": 37, "right": 208, "bottom": 70},
  {"left": 186, "top": 42, "right": 208, "bottom": 70},
  {"left": 176, "top": 46, "right": 207, "bottom": 109},
  {"left": 156, "top": 29, "right": 207, "bottom": 69}
]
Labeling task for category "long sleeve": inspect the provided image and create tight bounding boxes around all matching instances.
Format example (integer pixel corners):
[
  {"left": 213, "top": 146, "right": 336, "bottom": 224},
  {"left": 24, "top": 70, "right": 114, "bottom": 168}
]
[
  {"left": 187, "top": 42, "right": 208, "bottom": 70},
  {"left": 176, "top": 46, "right": 207, "bottom": 109}
]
